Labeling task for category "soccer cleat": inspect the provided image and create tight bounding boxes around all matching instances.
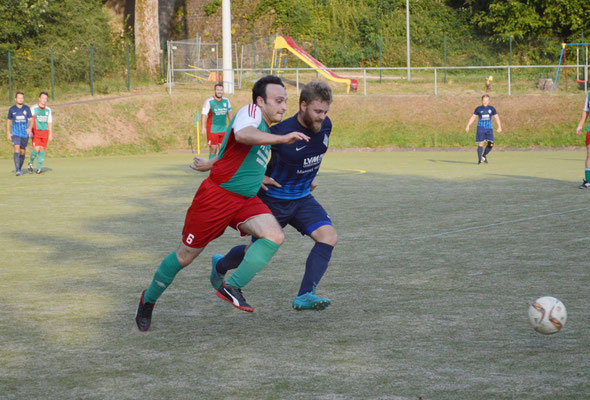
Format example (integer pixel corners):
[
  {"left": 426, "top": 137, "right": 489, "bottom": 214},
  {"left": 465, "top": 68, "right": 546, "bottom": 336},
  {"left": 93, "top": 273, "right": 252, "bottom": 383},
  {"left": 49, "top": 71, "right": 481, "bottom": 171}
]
[
  {"left": 15, "top": 170, "right": 21, "bottom": 176},
  {"left": 482, "top": 156, "right": 488, "bottom": 164},
  {"left": 216, "top": 283, "right": 254, "bottom": 312},
  {"left": 27, "top": 163, "right": 33, "bottom": 173},
  {"left": 292, "top": 289, "right": 331, "bottom": 311},
  {"left": 36, "top": 169, "right": 42, "bottom": 174},
  {"left": 210, "top": 254, "right": 225, "bottom": 290},
  {"left": 477, "top": 159, "right": 482, "bottom": 165},
  {"left": 579, "top": 180, "right": 590, "bottom": 189},
  {"left": 135, "top": 290, "right": 155, "bottom": 332}
]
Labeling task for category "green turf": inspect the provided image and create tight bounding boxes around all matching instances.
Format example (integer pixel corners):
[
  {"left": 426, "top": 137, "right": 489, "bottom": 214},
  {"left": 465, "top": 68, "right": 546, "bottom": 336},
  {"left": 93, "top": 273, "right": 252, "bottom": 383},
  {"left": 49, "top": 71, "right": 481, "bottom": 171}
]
[{"left": 1, "top": 151, "right": 589, "bottom": 399}]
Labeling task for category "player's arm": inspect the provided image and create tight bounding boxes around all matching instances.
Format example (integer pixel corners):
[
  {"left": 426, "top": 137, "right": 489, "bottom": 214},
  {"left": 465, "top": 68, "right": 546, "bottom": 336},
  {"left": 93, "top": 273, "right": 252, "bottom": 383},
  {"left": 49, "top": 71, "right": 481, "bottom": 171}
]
[
  {"left": 465, "top": 114, "right": 477, "bottom": 132},
  {"left": 310, "top": 177, "right": 318, "bottom": 192},
  {"left": 234, "top": 126, "right": 309, "bottom": 146},
  {"left": 493, "top": 114, "right": 502, "bottom": 133},
  {"left": 260, "top": 175, "right": 282, "bottom": 192},
  {"left": 190, "top": 155, "right": 217, "bottom": 172},
  {"left": 201, "top": 113, "right": 208, "bottom": 135},
  {"left": 6, "top": 119, "right": 12, "bottom": 140},
  {"left": 48, "top": 122, "right": 53, "bottom": 141},
  {"left": 27, "top": 113, "right": 33, "bottom": 137},
  {"left": 576, "top": 111, "right": 589, "bottom": 135},
  {"left": 226, "top": 110, "right": 233, "bottom": 124}
]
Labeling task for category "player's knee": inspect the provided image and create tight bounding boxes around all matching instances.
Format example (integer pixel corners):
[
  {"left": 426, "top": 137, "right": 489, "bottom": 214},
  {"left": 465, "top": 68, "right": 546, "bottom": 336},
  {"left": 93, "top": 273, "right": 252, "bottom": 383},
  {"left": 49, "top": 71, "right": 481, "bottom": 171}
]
[
  {"left": 176, "top": 245, "right": 201, "bottom": 267},
  {"left": 318, "top": 229, "right": 338, "bottom": 247},
  {"left": 487, "top": 142, "right": 494, "bottom": 148},
  {"left": 262, "top": 228, "right": 284, "bottom": 246}
]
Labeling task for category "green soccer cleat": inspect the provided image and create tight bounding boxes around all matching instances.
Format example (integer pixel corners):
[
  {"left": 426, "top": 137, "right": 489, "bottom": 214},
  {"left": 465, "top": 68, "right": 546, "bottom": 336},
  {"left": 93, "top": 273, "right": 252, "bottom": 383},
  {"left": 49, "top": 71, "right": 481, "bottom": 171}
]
[
  {"left": 292, "top": 289, "right": 331, "bottom": 311},
  {"left": 210, "top": 254, "right": 225, "bottom": 290}
]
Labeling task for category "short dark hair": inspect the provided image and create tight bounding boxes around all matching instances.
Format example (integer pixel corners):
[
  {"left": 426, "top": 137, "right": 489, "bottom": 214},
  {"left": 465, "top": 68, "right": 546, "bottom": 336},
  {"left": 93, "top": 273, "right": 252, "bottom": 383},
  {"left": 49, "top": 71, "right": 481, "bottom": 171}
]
[
  {"left": 15, "top": 91, "right": 24, "bottom": 98},
  {"left": 252, "top": 75, "right": 284, "bottom": 104},
  {"left": 299, "top": 81, "right": 332, "bottom": 106},
  {"left": 481, "top": 94, "right": 490, "bottom": 100},
  {"left": 39, "top": 91, "right": 49, "bottom": 98},
  {"left": 214, "top": 82, "right": 223, "bottom": 89}
]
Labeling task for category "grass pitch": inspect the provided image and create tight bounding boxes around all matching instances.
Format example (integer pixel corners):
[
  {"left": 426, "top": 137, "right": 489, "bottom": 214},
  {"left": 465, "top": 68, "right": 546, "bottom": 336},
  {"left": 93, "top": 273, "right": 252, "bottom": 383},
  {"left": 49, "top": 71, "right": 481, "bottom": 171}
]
[{"left": 1, "top": 150, "right": 589, "bottom": 399}]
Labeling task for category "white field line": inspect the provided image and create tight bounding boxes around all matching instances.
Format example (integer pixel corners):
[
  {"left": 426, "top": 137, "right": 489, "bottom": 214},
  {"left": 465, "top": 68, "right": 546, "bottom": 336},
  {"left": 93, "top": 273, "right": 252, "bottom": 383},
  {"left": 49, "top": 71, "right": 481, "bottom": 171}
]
[{"left": 408, "top": 207, "right": 590, "bottom": 241}]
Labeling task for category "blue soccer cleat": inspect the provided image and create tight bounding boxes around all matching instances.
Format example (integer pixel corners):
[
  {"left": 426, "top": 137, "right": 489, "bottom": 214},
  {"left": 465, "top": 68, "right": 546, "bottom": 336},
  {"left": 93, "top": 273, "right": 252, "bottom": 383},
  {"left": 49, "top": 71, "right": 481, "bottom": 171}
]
[
  {"left": 210, "top": 254, "right": 225, "bottom": 290},
  {"left": 292, "top": 289, "right": 331, "bottom": 311}
]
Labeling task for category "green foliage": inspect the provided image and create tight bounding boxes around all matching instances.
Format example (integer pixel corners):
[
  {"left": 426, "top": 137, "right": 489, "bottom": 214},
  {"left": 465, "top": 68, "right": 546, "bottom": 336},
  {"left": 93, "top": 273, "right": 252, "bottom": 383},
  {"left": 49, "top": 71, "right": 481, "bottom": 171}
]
[
  {"left": 204, "top": 0, "right": 222, "bottom": 16},
  {"left": 0, "top": 0, "right": 127, "bottom": 89}
]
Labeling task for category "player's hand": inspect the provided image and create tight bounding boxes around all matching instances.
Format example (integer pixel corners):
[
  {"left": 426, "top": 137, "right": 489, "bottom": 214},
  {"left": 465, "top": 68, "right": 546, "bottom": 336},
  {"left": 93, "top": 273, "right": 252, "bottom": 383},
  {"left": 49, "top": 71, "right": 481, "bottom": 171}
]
[
  {"left": 282, "top": 131, "right": 310, "bottom": 145},
  {"left": 190, "top": 156, "right": 212, "bottom": 172},
  {"left": 260, "top": 176, "right": 282, "bottom": 191},
  {"left": 497, "top": 127, "right": 502, "bottom": 133},
  {"left": 49, "top": 134, "right": 53, "bottom": 142},
  {"left": 465, "top": 126, "right": 470, "bottom": 133},
  {"left": 6, "top": 133, "right": 10, "bottom": 141},
  {"left": 310, "top": 177, "right": 318, "bottom": 192},
  {"left": 576, "top": 126, "right": 583, "bottom": 135}
]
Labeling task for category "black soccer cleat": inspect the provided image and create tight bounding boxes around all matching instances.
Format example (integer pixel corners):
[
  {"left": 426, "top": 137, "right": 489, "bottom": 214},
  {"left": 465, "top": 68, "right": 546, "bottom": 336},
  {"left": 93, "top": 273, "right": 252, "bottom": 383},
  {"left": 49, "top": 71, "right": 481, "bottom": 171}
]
[
  {"left": 579, "top": 180, "right": 590, "bottom": 189},
  {"left": 36, "top": 169, "right": 42, "bottom": 174},
  {"left": 27, "top": 163, "right": 33, "bottom": 173},
  {"left": 482, "top": 156, "right": 488, "bottom": 164},
  {"left": 135, "top": 290, "right": 155, "bottom": 332},
  {"left": 216, "top": 283, "right": 254, "bottom": 312}
]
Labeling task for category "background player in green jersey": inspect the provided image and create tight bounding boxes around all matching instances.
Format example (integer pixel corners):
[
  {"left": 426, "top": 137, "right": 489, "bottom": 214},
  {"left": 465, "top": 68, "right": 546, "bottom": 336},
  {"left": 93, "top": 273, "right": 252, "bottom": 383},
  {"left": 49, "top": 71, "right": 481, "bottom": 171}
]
[
  {"left": 28, "top": 92, "right": 53, "bottom": 174},
  {"left": 201, "top": 83, "right": 233, "bottom": 158},
  {"left": 135, "top": 76, "right": 309, "bottom": 331},
  {"left": 575, "top": 91, "right": 590, "bottom": 188}
]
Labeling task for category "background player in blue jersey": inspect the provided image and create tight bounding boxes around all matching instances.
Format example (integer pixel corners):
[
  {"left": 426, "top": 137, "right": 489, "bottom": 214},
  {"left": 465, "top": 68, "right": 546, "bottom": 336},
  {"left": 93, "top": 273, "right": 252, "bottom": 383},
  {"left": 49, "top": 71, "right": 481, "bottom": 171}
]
[
  {"left": 465, "top": 94, "right": 502, "bottom": 164},
  {"left": 6, "top": 91, "right": 32, "bottom": 176},
  {"left": 210, "top": 81, "right": 337, "bottom": 311}
]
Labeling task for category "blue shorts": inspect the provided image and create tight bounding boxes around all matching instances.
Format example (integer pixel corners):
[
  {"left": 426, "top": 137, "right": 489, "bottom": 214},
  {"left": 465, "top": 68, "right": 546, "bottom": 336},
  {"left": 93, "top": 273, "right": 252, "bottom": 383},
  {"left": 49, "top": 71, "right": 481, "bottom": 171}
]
[
  {"left": 258, "top": 192, "right": 332, "bottom": 236},
  {"left": 11, "top": 135, "right": 29, "bottom": 148},
  {"left": 476, "top": 127, "right": 494, "bottom": 143}
]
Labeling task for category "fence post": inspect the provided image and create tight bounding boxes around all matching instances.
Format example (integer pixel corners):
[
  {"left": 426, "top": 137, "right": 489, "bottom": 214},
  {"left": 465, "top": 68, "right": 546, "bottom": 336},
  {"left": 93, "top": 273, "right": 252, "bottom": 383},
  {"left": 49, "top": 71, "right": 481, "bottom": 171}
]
[
  {"left": 8, "top": 51, "right": 13, "bottom": 102},
  {"left": 50, "top": 49, "right": 55, "bottom": 100},
  {"left": 379, "top": 35, "right": 383, "bottom": 83},
  {"left": 161, "top": 38, "right": 166, "bottom": 79},
  {"left": 363, "top": 68, "right": 367, "bottom": 96},
  {"left": 314, "top": 35, "right": 318, "bottom": 77},
  {"left": 296, "top": 69, "right": 299, "bottom": 95},
  {"left": 443, "top": 32, "right": 447, "bottom": 84},
  {"left": 90, "top": 44, "right": 94, "bottom": 96},
  {"left": 509, "top": 34, "right": 513, "bottom": 67},
  {"left": 434, "top": 68, "right": 437, "bottom": 96},
  {"left": 508, "top": 66, "right": 511, "bottom": 96},
  {"left": 253, "top": 32, "right": 256, "bottom": 69},
  {"left": 126, "top": 42, "right": 131, "bottom": 91}
]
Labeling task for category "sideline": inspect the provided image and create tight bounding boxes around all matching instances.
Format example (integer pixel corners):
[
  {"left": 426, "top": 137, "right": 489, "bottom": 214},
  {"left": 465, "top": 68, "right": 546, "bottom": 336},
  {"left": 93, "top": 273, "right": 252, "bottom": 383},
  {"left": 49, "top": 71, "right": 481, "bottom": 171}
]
[{"left": 408, "top": 207, "right": 590, "bottom": 241}]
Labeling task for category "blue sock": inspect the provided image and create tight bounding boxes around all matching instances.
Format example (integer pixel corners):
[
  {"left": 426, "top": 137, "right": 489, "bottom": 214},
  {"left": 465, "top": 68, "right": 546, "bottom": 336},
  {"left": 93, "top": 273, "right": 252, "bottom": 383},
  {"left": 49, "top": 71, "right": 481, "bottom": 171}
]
[
  {"left": 13, "top": 152, "right": 19, "bottom": 170},
  {"left": 19, "top": 154, "right": 25, "bottom": 169},
  {"left": 477, "top": 146, "right": 483, "bottom": 161},
  {"left": 483, "top": 143, "right": 493, "bottom": 157},
  {"left": 216, "top": 244, "right": 247, "bottom": 274},
  {"left": 298, "top": 242, "right": 333, "bottom": 296}
]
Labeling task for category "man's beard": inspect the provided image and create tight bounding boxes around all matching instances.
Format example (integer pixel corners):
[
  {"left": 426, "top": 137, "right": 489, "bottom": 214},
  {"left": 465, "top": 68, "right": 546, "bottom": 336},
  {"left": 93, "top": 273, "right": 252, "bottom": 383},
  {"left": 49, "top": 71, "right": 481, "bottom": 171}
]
[{"left": 302, "top": 113, "right": 322, "bottom": 133}]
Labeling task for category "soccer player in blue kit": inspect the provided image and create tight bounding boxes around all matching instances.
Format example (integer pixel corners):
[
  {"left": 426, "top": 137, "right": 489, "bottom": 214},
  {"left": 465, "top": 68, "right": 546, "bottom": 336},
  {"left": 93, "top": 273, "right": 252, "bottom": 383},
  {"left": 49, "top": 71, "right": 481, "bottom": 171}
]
[
  {"left": 465, "top": 94, "right": 502, "bottom": 164},
  {"left": 210, "top": 81, "right": 337, "bottom": 310}
]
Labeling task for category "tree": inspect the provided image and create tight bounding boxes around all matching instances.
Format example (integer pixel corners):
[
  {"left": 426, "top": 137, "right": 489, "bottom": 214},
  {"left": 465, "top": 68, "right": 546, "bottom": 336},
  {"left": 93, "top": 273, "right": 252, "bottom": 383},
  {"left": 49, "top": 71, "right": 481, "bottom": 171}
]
[{"left": 134, "top": 0, "right": 160, "bottom": 77}]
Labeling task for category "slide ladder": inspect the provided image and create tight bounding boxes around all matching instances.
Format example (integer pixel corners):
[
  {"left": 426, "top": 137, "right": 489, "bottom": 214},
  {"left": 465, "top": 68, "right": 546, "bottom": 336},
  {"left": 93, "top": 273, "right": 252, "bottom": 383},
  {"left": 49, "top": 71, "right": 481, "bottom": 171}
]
[{"left": 271, "top": 36, "right": 358, "bottom": 93}]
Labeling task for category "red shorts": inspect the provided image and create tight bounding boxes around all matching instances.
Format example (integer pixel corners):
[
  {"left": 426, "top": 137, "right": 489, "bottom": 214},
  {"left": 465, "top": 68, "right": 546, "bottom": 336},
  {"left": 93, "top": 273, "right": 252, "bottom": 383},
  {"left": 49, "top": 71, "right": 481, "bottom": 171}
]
[
  {"left": 586, "top": 132, "right": 590, "bottom": 146},
  {"left": 182, "top": 178, "right": 272, "bottom": 248},
  {"left": 33, "top": 130, "right": 49, "bottom": 148},
  {"left": 207, "top": 131, "right": 225, "bottom": 146}
]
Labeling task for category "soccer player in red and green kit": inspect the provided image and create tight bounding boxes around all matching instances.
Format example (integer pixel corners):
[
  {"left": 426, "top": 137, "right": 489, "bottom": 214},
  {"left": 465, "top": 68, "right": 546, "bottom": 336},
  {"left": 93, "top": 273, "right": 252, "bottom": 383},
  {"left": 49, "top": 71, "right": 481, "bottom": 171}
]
[
  {"left": 201, "top": 83, "right": 233, "bottom": 158},
  {"left": 28, "top": 92, "right": 53, "bottom": 174},
  {"left": 135, "top": 76, "right": 310, "bottom": 331}
]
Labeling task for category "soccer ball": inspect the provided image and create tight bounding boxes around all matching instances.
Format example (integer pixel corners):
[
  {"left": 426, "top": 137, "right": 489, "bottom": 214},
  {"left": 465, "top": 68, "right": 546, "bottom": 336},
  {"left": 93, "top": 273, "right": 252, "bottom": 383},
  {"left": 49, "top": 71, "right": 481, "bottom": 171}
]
[{"left": 528, "top": 296, "right": 567, "bottom": 335}]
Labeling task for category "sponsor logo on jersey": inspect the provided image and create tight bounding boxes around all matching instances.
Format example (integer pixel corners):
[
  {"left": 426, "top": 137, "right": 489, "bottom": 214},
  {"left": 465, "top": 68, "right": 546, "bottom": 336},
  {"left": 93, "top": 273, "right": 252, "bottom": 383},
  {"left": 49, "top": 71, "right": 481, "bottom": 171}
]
[{"left": 303, "top": 154, "right": 324, "bottom": 167}]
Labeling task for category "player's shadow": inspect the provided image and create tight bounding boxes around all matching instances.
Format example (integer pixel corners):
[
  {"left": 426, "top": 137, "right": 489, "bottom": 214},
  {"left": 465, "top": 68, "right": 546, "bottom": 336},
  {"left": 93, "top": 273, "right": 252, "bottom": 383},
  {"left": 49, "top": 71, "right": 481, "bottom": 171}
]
[{"left": 427, "top": 159, "right": 475, "bottom": 165}]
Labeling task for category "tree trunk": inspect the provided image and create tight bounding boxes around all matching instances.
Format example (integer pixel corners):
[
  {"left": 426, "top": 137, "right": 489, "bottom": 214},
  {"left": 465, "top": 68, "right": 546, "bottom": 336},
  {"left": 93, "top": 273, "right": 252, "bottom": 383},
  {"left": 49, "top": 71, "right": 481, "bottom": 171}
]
[{"left": 135, "top": 0, "right": 160, "bottom": 77}]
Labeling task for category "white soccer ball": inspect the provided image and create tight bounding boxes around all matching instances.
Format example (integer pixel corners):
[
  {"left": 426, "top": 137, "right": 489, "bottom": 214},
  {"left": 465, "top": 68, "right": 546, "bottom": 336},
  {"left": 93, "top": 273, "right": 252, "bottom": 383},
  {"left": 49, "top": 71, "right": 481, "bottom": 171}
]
[{"left": 528, "top": 296, "right": 567, "bottom": 335}]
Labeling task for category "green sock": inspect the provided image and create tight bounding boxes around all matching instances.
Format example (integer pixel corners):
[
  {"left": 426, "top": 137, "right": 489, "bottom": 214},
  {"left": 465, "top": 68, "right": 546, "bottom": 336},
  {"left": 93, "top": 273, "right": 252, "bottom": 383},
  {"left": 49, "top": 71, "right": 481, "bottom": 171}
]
[
  {"left": 37, "top": 151, "right": 45, "bottom": 170},
  {"left": 585, "top": 168, "right": 590, "bottom": 182},
  {"left": 29, "top": 150, "right": 38, "bottom": 164},
  {"left": 209, "top": 153, "right": 215, "bottom": 159},
  {"left": 144, "top": 251, "right": 184, "bottom": 303},
  {"left": 225, "top": 238, "right": 280, "bottom": 289}
]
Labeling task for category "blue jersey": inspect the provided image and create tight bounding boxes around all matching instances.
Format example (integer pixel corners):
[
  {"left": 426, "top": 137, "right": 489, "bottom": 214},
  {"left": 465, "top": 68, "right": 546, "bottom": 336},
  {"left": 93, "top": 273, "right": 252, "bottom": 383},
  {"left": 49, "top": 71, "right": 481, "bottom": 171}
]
[
  {"left": 8, "top": 105, "right": 32, "bottom": 137},
  {"left": 474, "top": 105, "right": 497, "bottom": 130},
  {"left": 265, "top": 114, "right": 332, "bottom": 200}
]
